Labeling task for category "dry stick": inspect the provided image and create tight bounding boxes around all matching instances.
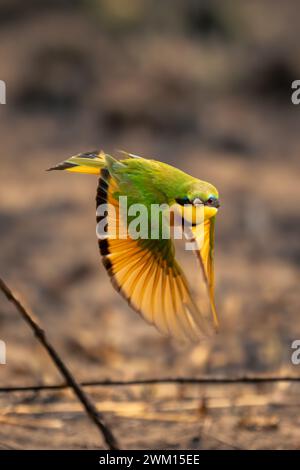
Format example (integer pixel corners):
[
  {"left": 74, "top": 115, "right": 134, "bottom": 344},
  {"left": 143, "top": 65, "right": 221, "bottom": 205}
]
[
  {"left": 0, "top": 374, "right": 300, "bottom": 393},
  {"left": 0, "top": 277, "right": 119, "bottom": 450}
]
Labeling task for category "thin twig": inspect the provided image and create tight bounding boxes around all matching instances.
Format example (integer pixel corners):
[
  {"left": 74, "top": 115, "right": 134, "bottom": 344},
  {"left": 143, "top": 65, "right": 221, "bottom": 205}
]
[
  {"left": 0, "top": 374, "right": 299, "bottom": 393},
  {"left": 0, "top": 277, "right": 119, "bottom": 450}
]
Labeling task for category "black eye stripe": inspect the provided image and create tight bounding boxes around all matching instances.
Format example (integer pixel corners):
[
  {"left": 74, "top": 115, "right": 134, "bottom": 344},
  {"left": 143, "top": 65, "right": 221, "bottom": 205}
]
[
  {"left": 176, "top": 197, "right": 191, "bottom": 206},
  {"left": 176, "top": 196, "right": 220, "bottom": 207}
]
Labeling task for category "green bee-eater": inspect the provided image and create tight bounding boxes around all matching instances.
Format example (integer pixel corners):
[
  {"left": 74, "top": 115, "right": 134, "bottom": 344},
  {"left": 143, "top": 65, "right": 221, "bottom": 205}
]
[{"left": 48, "top": 150, "right": 220, "bottom": 342}]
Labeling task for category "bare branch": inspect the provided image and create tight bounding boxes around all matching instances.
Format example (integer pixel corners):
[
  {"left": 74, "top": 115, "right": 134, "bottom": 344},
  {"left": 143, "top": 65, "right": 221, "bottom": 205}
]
[
  {"left": 0, "top": 277, "right": 119, "bottom": 450},
  {"left": 0, "top": 374, "right": 299, "bottom": 393}
]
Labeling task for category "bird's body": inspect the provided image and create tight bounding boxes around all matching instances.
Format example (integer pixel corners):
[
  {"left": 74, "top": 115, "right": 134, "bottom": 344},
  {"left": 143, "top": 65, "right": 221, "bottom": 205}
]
[{"left": 48, "top": 150, "right": 220, "bottom": 343}]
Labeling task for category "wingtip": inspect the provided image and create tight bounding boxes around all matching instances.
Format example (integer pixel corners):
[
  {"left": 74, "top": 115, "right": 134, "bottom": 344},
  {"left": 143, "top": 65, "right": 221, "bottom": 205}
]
[{"left": 212, "top": 315, "right": 220, "bottom": 333}]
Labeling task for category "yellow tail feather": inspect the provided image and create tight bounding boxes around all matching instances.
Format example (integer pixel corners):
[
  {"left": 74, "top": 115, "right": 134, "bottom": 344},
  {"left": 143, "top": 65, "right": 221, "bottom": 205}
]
[{"left": 47, "top": 150, "right": 106, "bottom": 174}]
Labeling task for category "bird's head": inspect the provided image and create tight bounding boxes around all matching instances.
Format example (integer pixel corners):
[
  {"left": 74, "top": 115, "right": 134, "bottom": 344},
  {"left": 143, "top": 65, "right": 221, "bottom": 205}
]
[{"left": 173, "top": 181, "right": 220, "bottom": 225}]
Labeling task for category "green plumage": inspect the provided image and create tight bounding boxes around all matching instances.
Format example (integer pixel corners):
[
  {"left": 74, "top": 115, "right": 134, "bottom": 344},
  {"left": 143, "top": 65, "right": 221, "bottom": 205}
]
[{"left": 48, "top": 149, "right": 221, "bottom": 339}]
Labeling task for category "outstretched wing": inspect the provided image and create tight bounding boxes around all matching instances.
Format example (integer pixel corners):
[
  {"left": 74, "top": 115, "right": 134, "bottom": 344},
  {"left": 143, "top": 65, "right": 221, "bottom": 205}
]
[
  {"left": 190, "top": 217, "right": 219, "bottom": 330},
  {"left": 96, "top": 169, "right": 212, "bottom": 343}
]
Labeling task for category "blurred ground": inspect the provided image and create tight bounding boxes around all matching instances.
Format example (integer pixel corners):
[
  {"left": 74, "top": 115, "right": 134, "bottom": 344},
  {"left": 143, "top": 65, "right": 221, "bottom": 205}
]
[{"left": 0, "top": 0, "right": 300, "bottom": 449}]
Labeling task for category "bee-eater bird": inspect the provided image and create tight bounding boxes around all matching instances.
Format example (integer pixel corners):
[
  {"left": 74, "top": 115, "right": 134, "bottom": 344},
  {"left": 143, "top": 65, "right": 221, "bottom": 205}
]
[{"left": 48, "top": 151, "right": 220, "bottom": 343}]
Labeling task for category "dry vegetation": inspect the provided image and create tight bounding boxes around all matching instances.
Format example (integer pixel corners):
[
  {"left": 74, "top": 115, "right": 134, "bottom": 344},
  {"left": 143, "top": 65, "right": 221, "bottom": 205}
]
[{"left": 0, "top": 0, "right": 300, "bottom": 449}]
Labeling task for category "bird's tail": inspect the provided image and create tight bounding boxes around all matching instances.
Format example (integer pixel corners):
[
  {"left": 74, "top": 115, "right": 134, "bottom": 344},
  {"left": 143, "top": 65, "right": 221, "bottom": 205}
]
[{"left": 47, "top": 150, "right": 106, "bottom": 175}]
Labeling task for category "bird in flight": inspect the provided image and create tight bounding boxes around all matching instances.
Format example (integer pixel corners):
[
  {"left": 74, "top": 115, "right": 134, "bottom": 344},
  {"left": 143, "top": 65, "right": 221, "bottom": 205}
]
[{"left": 48, "top": 150, "right": 220, "bottom": 343}]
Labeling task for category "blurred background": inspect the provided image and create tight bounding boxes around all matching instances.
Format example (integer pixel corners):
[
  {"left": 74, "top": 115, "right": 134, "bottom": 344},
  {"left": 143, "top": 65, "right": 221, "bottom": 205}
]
[{"left": 0, "top": 0, "right": 300, "bottom": 449}]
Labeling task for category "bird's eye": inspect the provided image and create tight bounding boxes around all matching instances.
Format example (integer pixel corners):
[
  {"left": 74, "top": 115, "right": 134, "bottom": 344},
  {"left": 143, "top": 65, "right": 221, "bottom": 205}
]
[
  {"left": 176, "top": 196, "right": 191, "bottom": 206},
  {"left": 205, "top": 195, "right": 220, "bottom": 208}
]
